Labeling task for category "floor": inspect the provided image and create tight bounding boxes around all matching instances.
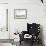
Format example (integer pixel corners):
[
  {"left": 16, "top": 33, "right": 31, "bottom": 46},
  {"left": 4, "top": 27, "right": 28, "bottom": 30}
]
[
  {"left": 0, "top": 43, "right": 13, "bottom": 46},
  {"left": 0, "top": 41, "right": 43, "bottom": 46},
  {"left": 19, "top": 41, "right": 43, "bottom": 46}
]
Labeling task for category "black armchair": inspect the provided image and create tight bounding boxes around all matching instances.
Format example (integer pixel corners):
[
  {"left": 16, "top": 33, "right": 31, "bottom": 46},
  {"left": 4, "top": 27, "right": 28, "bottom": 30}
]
[{"left": 19, "top": 23, "right": 40, "bottom": 45}]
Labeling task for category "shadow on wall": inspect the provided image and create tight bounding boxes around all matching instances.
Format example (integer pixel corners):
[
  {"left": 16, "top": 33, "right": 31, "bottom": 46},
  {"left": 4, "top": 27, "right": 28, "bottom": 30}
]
[{"left": 40, "top": 25, "right": 45, "bottom": 46}]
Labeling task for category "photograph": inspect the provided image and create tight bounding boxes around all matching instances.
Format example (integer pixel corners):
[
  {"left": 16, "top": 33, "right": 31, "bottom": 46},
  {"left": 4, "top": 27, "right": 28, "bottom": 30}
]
[{"left": 14, "top": 9, "right": 27, "bottom": 19}]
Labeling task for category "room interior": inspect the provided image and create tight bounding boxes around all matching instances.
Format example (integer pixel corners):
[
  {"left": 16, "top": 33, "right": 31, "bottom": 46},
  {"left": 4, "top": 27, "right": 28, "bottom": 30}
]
[{"left": 0, "top": 0, "right": 46, "bottom": 46}]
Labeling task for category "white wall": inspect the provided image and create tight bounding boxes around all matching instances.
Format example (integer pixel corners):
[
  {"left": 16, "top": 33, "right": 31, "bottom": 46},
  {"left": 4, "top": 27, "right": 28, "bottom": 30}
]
[
  {"left": 9, "top": 0, "right": 43, "bottom": 36},
  {"left": 0, "top": 0, "right": 8, "bottom": 3},
  {"left": 8, "top": 0, "right": 46, "bottom": 45}
]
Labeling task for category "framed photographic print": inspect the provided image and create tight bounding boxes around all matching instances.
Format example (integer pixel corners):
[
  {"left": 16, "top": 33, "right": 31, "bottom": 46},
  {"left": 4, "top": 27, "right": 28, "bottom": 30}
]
[
  {"left": 0, "top": 9, "right": 8, "bottom": 31},
  {"left": 0, "top": 4, "right": 8, "bottom": 31},
  {"left": 14, "top": 9, "right": 27, "bottom": 19}
]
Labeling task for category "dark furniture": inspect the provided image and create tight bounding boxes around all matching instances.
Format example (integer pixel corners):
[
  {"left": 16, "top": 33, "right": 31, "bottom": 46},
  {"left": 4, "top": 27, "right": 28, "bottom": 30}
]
[{"left": 19, "top": 23, "right": 40, "bottom": 46}]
